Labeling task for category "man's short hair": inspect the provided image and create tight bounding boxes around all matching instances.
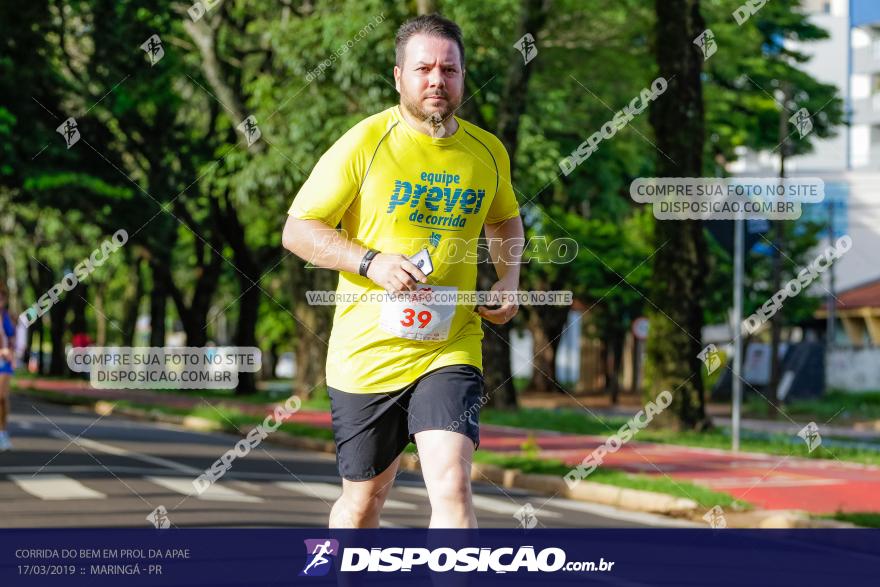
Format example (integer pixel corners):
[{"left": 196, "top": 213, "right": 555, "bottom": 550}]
[{"left": 395, "top": 14, "right": 465, "bottom": 68}]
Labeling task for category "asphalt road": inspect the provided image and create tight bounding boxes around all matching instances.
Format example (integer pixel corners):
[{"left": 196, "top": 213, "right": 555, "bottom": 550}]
[{"left": 0, "top": 394, "right": 697, "bottom": 529}]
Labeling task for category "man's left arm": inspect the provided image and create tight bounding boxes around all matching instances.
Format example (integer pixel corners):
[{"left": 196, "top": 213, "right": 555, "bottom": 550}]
[{"left": 477, "top": 215, "right": 524, "bottom": 325}]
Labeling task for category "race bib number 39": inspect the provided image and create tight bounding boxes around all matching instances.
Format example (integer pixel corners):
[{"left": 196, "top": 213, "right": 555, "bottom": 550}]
[{"left": 379, "top": 285, "right": 457, "bottom": 342}]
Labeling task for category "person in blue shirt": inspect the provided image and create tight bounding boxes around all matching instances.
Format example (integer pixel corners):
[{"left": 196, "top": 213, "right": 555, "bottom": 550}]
[{"left": 0, "top": 283, "right": 16, "bottom": 451}]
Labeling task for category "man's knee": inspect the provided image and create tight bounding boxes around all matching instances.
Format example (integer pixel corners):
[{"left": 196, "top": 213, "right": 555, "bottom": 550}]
[
  {"left": 427, "top": 468, "right": 471, "bottom": 504},
  {"left": 339, "top": 486, "right": 388, "bottom": 518}
]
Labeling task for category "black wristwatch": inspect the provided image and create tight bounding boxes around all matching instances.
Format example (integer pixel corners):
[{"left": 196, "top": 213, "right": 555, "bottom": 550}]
[{"left": 358, "top": 248, "right": 380, "bottom": 277}]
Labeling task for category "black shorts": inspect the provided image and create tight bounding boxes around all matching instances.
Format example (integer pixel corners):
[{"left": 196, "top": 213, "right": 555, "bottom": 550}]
[{"left": 327, "top": 364, "right": 484, "bottom": 481}]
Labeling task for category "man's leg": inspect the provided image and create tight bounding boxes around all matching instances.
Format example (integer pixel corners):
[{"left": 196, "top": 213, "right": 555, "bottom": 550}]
[
  {"left": 326, "top": 382, "right": 413, "bottom": 529},
  {"left": 329, "top": 454, "right": 402, "bottom": 528},
  {"left": 414, "top": 430, "right": 477, "bottom": 528}
]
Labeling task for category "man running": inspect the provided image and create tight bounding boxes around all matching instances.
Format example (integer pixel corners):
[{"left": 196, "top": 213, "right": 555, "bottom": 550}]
[{"left": 282, "top": 14, "right": 523, "bottom": 528}]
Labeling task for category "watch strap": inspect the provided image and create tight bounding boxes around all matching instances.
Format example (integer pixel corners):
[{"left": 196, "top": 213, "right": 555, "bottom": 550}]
[{"left": 358, "top": 249, "right": 379, "bottom": 277}]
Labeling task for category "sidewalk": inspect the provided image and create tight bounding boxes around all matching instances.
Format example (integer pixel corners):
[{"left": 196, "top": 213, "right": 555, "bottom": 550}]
[{"left": 14, "top": 378, "right": 880, "bottom": 515}]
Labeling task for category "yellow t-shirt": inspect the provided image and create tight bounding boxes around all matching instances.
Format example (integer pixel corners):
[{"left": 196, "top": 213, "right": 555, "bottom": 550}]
[{"left": 288, "top": 105, "right": 520, "bottom": 393}]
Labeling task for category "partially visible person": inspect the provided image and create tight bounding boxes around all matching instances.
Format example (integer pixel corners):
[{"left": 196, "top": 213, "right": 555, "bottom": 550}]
[
  {"left": 0, "top": 283, "right": 16, "bottom": 451},
  {"left": 71, "top": 330, "right": 92, "bottom": 381},
  {"left": 71, "top": 331, "right": 92, "bottom": 348}
]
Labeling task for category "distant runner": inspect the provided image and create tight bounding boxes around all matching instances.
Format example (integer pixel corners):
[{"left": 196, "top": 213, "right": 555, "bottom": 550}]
[
  {"left": 0, "top": 283, "right": 17, "bottom": 451},
  {"left": 282, "top": 14, "right": 523, "bottom": 528}
]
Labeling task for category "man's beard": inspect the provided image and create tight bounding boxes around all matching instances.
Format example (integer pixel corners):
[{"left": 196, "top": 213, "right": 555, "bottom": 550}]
[{"left": 400, "top": 88, "right": 461, "bottom": 125}]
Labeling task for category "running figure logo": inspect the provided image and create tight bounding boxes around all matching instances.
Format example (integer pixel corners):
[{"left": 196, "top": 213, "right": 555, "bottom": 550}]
[
  {"left": 146, "top": 505, "right": 171, "bottom": 529},
  {"left": 789, "top": 108, "right": 813, "bottom": 138},
  {"left": 513, "top": 503, "right": 538, "bottom": 529},
  {"left": 797, "top": 421, "right": 822, "bottom": 453},
  {"left": 140, "top": 34, "right": 165, "bottom": 66},
  {"left": 697, "top": 344, "right": 722, "bottom": 375},
  {"left": 513, "top": 33, "right": 538, "bottom": 65},
  {"left": 56, "top": 117, "right": 80, "bottom": 149},
  {"left": 237, "top": 115, "right": 262, "bottom": 147},
  {"left": 693, "top": 29, "right": 717, "bottom": 61},
  {"left": 299, "top": 539, "right": 339, "bottom": 577}
]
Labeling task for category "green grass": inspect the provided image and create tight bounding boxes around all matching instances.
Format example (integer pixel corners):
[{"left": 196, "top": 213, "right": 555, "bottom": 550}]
[
  {"left": 823, "top": 512, "right": 880, "bottom": 528},
  {"left": 469, "top": 451, "right": 747, "bottom": 509},
  {"left": 744, "top": 390, "right": 880, "bottom": 422},
  {"left": 482, "top": 407, "right": 617, "bottom": 436},
  {"left": 10, "top": 370, "right": 70, "bottom": 381},
  {"left": 483, "top": 406, "right": 880, "bottom": 467},
  {"left": 112, "top": 400, "right": 338, "bottom": 441}
]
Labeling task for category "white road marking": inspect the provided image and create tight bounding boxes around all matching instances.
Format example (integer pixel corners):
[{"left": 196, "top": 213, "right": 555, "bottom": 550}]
[
  {"left": 147, "top": 476, "right": 263, "bottom": 503},
  {"left": 9, "top": 474, "right": 106, "bottom": 501},
  {"left": 380, "top": 520, "right": 407, "bottom": 528},
  {"left": 48, "top": 430, "right": 201, "bottom": 474},
  {"left": 275, "top": 481, "right": 417, "bottom": 511},
  {"left": 396, "top": 487, "right": 560, "bottom": 518}
]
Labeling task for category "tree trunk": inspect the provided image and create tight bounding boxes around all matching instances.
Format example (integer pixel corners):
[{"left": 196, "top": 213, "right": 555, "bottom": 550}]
[
  {"left": 121, "top": 256, "right": 144, "bottom": 347},
  {"left": 24, "top": 323, "right": 34, "bottom": 372},
  {"left": 526, "top": 305, "right": 569, "bottom": 393},
  {"left": 48, "top": 296, "right": 69, "bottom": 375},
  {"left": 94, "top": 284, "right": 106, "bottom": 346},
  {"left": 477, "top": 0, "right": 553, "bottom": 410},
  {"left": 262, "top": 341, "right": 279, "bottom": 381},
  {"left": 38, "top": 318, "right": 45, "bottom": 375},
  {"left": 479, "top": 263, "right": 517, "bottom": 409},
  {"left": 166, "top": 201, "right": 225, "bottom": 347},
  {"left": 149, "top": 254, "right": 169, "bottom": 347},
  {"left": 290, "top": 256, "right": 333, "bottom": 398},
  {"left": 576, "top": 318, "right": 600, "bottom": 394},
  {"left": 233, "top": 282, "right": 260, "bottom": 395},
  {"left": 644, "top": 0, "right": 710, "bottom": 430},
  {"left": 164, "top": 256, "right": 222, "bottom": 348},
  {"left": 768, "top": 83, "right": 791, "bottom": 409},
  {"left": 70, "top": 284, "right": 88, "bottom": 335},
  {"left": 605, "top": 330, "right": 625, "bottom": 405},
  {"left": 768, "top": 220, "right": 783, "bottom": 413},
  {"left": 214, "top": 191, "right": 271, "bottom": 396},
  {"left": 26, "top": 257, "right": 48, "bottom": 373}
]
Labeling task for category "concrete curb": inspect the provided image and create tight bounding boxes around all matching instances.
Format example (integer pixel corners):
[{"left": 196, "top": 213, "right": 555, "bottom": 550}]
[
  {"left": 482, "top": 468, "right": 699, "bottom": 517},
  {"left": 713, "top": 509, "right": 857, "bottom": 529},
  {"left": 25, "top": 389, "right": 861, "bottom": 528}
]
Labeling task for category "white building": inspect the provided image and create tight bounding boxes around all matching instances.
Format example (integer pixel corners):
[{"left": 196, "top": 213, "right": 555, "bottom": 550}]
[{"left": 732, "top": 0, "right": 880, "bottom": 292}]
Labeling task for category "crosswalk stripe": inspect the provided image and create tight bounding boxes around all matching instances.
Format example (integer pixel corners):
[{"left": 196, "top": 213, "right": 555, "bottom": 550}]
[
  {"left": 274, "top": 481, "right": 417, "bottom": 511},
  {"left": 51, "top": 433, "right": 200, "bottom": 475},
  {"left": 147, "top": 476, "right": 263, "bottom": 503},
  {"left": 396, "top": 487, "right": 560, "bottom": 518},
  {"left": 380, "top": 520, "right": 407, "bottom": 528},
  {"left": 9, "top": 474, "right": 106, "bottom": 500}
]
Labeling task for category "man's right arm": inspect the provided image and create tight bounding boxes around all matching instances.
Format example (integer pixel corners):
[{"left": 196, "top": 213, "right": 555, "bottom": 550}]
[{"left": 281, "top": 216, "right": 427, "bottom": 293}]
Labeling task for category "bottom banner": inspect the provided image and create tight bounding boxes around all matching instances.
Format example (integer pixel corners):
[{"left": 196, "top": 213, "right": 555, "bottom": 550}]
[{"left": 1, "top": 529, "right": 877, "bottom": 585}]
